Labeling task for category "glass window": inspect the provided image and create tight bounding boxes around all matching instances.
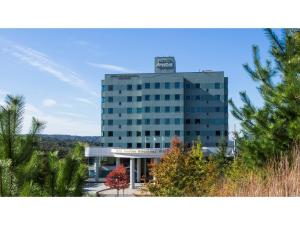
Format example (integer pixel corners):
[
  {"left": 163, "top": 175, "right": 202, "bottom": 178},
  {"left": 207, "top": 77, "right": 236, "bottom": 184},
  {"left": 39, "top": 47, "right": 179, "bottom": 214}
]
[
  {"left": 137, "top": 108, "right": 142, "bottom": 113},
  {"left": 165, "top": 130, "right": 170, "bottom": 136},
  {"left": 175, "top": 130, "right": 180, "bottom": 136},
  {"left": 165, "top": 94, "right": 170, "bottom": 100},
  {"left": 165, "top": 106, "right": 170, "bottom": 113},
  {"left": 127, "top": 143, "right": 132, "bottom": 148},
  {"left": 164, "top": 143, "right": 170, "bottom": 148},
  {"left": 195, "top": 95, "right": 200, "bottom": 100},
  {"left": 127, "top": 131, "right": 132, "bottom": 137},
  {"left": 108, "top": 120, "right": 113, "bottom": 125},
  {"left": 195, "top": 131, "right": 200, "bottom": 136},
  {"left": 137, "top": 119, "right": 142, "bottom": 125},
  {"left": 146, "top": 143, "right": 150, "bottom": 148},
  {"left": 108, "top": 97, "right": 113, "bottom": 102},
  {"left": 108, "top": 143, "right": 113, "bottom": 147},
  {"left": 195, "top": 119, "right": 201, "bottom": 124},
  {"left": 144, "top": 119, "right": 150, "bottom": 125},
  {"left": 195, "top": 83, "right": 200, "bottom": 88},
  {"left": 155, "top": 82, "right": 160, "bottom": 89},
  {"left": 215, "top": 83, "right": 220, "bottom": 89},
  {"left": 127, "top": 96, "right": 132, "bottom": 102},
  {"left": 216, "top": 130, "right": 221, "bottom": 136},
  {"left": 164, "top": 118, "right": 170, "bottom": 125},
  {"left": 175, "top": 94, "right": 180, "bottom": 100},
  {"left": 145, "top": 107, "right": 150, "bottom": 113},
  {"left": 175, "top": 82, "right": 180, "bottom": 89},
  {"left": 127, "top": 108, "right": 132, "bottom": 114},
  {"left": 216, "top": 95, "right": 221, "bottom": 100},
  {"left": 101, "top": 97, "right": 106, "bottom": 103},
  {"left": 155, "top": 143, "right": 160, "bottom": 148},
  {"left": 108, "top": 108, "right": 113, "bottom": 114},
  {"left": 175, "top": 106, "right": 180, "bottom": 112},
  {"left": 108, "top": 85, "right": 113, "bottom": 91},
  {"left": 136, "top": 131, "right": 142, "bottom": 137},
  {"left": 155, "top": 119, "right": 160, "bottom": 125},
  {"left": 137, "top": 96, "right": 142, "bottom": 102},
  {"left": 165, "top": 82, "right": 170, "bottom": 89},
  {"left": 185, "top": 83, "right": 191, "bottom": 88},
  {"left": 144, "top": 83, "right": 150, "bottom": 89},
  {"left": 145, "top": 130, "right": 150, "bottom": 136},
  {"left": 215, "top": 107, "right": 220, "bottom": 112},
  {"left": 155, "top": 95, "right": 160, "bottom": 101},
  {"left": 127, "top": 119, "right": 132, "bottom": 125},
  {"left": 127, "top": 84, "right": 132, "bottom": 90},
  {"left": 185, "top": 96, "right": 190, "bottom": 101},
  {"left": 155, "top": 130, "right": 160, "bottom": 136},
  {"left": 155, "top": 107, "right": 160, "bottom": 113},
  {"left": 137, "top": 84, "right": 142, "bottom": 90},
  {"left": 137, "top": 143, "right": 142, "bottom": 148},
  {"left": 108, "top": 131, "right": 113, "bottom": 137},
  {"left": 185, "top": 131, "right": 191, "bottom": 136},
  {"left": 185, "top": 119, "right": 191, "bottom": 124},
  {"left": 175, "top": 118, "right": 181, "bottom": 124},
  {"left": 145, "top": 95, "right": 150, "bottom": 101}
]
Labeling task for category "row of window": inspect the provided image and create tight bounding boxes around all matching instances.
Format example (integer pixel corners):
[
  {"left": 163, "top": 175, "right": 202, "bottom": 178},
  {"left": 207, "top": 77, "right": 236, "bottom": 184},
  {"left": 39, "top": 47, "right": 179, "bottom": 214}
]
[
  {"left": 102, "top": 94, "right": 224, "bottom": 103},
  {"left": 102, "top": 82, "right": 223, "bottom": 91},
  {"left": 105, "top": 142, "right": 171, "bottom": 149},
  {"left": 104, "top": 130, "right": 227, "bottom": 137},
  {"left": 103, "top": 106, "right": 183, "bottom": 114}
]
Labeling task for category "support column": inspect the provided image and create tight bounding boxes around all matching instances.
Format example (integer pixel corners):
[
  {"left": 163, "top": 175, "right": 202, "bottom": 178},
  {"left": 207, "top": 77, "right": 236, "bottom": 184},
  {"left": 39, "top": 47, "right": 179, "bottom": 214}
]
[
  {"left": 143, "top": 158, "right": 147, "bottom": 179},
  {"left": 137, "top": 158, "right": 141, "bottom": 183},
  {"left": 116, "top": 157, "right": 120, "bottom": 167},
  {"left": 94, "top": 157, "right": 99, "bottom": 182},
  {"left": 129, "top": 158, "right": 135, "bottom": 189}
]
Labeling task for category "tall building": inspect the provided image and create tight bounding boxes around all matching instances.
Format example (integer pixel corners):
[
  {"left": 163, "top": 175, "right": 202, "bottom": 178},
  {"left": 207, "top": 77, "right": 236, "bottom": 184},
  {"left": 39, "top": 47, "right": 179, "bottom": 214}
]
[
  {"left": 86, "top": 56, "right": 228, "bottom": 188},
  {"left": 101, "top": 56, "right": 228, "bottom": 149}
]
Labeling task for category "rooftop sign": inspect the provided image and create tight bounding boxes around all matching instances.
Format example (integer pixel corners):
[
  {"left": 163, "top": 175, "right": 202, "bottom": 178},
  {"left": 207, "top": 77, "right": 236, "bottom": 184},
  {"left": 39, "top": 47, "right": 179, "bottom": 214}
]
[{"left": 155, "top": 57, "right": 176, "bottom": 73}]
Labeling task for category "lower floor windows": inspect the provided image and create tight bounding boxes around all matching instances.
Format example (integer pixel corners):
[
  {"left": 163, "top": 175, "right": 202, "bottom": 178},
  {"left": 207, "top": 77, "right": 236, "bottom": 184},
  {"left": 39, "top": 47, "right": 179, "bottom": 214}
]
[
  {"left": 175, "top": 130, "right": 180, "bottom": 136},
  {"left": 155, "top": 143, "right": 160, "bottom": 148},
  {"left": 137, "top": 143, "right": 142, "bottom": 148},
  {"left": 127, "top": 143, "right": 132, "bottom": 148},
  {"left": 164, "top": 143, "right": 170, "bottom": 148}
]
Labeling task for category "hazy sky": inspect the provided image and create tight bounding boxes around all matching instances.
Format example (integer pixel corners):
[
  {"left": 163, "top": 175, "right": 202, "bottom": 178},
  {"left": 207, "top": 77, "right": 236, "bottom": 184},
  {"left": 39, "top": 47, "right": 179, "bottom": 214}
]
[{"left": 0, "top": 29, "right": 281, "bottom": 137}]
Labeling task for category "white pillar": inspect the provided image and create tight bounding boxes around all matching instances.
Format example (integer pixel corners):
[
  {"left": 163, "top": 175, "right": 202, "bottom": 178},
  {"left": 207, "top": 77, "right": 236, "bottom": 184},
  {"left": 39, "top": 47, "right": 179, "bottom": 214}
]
[
  {"left": 137, "top": 158, "right": 141, "bottom": 183},
  {"left": 94, "top": 157, "right": 99, "bottom": 182},
  {"left": 143, "top": 158, "right": 147, "bottom": 179},
  {"left": 129, "top": 158, "right": 135, "bottom": 189},
  {"left": 116, "top": 157, "right": 120, "bottom": 167}
]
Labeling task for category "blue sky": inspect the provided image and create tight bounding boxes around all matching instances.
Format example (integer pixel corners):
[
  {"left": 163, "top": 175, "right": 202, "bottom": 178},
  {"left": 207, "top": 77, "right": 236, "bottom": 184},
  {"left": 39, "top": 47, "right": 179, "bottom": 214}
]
[{"left": 0, "top": 29, "right": 281, "bottom": 137}]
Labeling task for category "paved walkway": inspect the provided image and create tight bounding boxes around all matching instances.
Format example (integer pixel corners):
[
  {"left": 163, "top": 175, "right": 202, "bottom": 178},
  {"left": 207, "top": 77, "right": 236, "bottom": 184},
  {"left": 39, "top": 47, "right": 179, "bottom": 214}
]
[{"left": 84, "top": 182, "right": 145, "bottom": 197}]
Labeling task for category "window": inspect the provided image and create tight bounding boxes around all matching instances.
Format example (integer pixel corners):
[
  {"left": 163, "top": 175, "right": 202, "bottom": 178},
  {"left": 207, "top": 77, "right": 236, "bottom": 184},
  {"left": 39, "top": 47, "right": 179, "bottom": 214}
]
[
  {"left": 155, "top": 107, "right": 160, "bottom": 113},
  {"left": 108, "top": 85, "right": 113, "bottom": 91},
  {"left": 216, "top": 130, "right": 221, "bottom": 136},
  {"left": 185, "top": 131, "right": 191, "bottom": 136},
  {"left": 175, "top": 106, "right": 180, "bottom": 112},
  {"left": 165, "top": 94, "right": 170, "bottom": 100},
  {"left": 165, "top": 143, "right": 170, "bottom": 148},
  {"left": 185, "top": 119, "right": 191, "bottom": 124},
  {"left": 108, "top": 97, "right": 113, "bottom": 102},
  {"left": 165, "top": 106, "right": 170, "bottom": 113},
  {"left": 119, "top": 136, "right": 121, "bottom": 140},
  {"left": 127, "top": 96, "right": 132, "bottom": 102},
  {"left": 175, "top": 130, "right": 180, "bottom": 136},
  {"left": 206, "top": 124, "right": 209, "bottom": 128},
  {"left": 119, "top": 90, "right": 122, "bottom": 94},
  {"left": 195, "top": 131, "right": 200, "bottom": 136},
  {"left": 127, "top": 119, "right": 132, "bottom": 125},
  {"left": 155, "top": 143, "right": 160, "bottom": 148},
  {"left": 137, "top": 143, "right": 142, "bottom": 148},
  {"left": 108, "top": 120, "right": 113, "bottom": 125},
  {"left": 127, "top": 131, "right": 132, "bottom": 137},
  {"left": 155, "top": 82, "right": 160, "bottom": 89},
  {"left": 119, "top": 125, "right": 121, "bottom": 129},
  {"left": 155, "top": 95, "right": 160, "bottom": 101},
  {"left": 144, "top": 119, "right": 150, "bottom": 125},
  {"left": 215, "top": 83, "right": 220, "bottom": 89},
  {"left": 175, "top": 94, "right": 180, "bottom": 100},
  {"left": 118, "top": 113, "right": 121, "bottom": 117},
  {"left": 155, "top": 119, "right": 160, "bottom": 125},
  {"left": 136, "top": 131, "right": 142, "bottom": 137},
  {"left": 216, "top": 95, "right": 221, "bottom": 100},
  {"left": 127, "top": 84, "right": 132, "bottom": 90},
  {"left": 127, "top": 108, "right": 133, "bottom": 114},
  {"left": 137, "top": 108, "right": 142, "bottom": 113},
  {"left": 137, "top": 119, "right": 142, "bottom": 125},
  {"left": 175, "top": 118, "right": 181, "bottom": 124},
  {"left": 155, "top": 130, "right": 160, "bottom": 136},
  {"left": 185, "top": 96, "right": 191, "bottom": 101},
  {"left": 127, "top": 143, "right": 132, "bottom": 148},
  {"left": 195, "top": 95, "right": 200, "bottom": 101},
  {"left": 145, "top": 107, "right": 150, "bottom": 113},
  {"left": 145, "top": 130, "right": 150, "bottom": 136},
  {"left": 185, "top": 83, "right": 191, "bottom": 88},
  {"left": 108, "top": 143, "right": 113, "bottom": 147},
  {"left": 165, "top": 130, "right": 171, "bottom": 136},
  {"left": 164, "top": 118, "right": 170, "bottom": 125},
  {"left": 145, "top": 95, "right": 150, "bottom": 101},
  {"left": 137, "top": 84, "right": 142, "bottom": 90},
  {"left": 119, "top": 102, "right": 121, "bottom": 106},
  {"left": 224, "top": 130, "right": 228, "bottom": 136},
  {"left": 206, "top": 136, "right": 210, "bottom": 140},
  {"left": 195, "top": 119, "right": 200, "bottom": 124},
  {"left": 165, "top": 82, "right": 170, "bottom": 89},
  {"left": 137, "top": 96, "right": 142, "bottom": 102},
  {"left": 108, "top": 131, "right": 113, "bottom": 137},
  {"left": 195, "top": 83, "right": 200, "bottom": 88},
  {"left": 175, "top": 82, "right": 180, "bottom": 89},
  {"left": 101, "top": 97, "right": 106, "bottom": 103},
  {"left": 108, "top": 108, "right": 113, "bottom": 114},
  {"left": 146, "top": 143, "right": 150, "bottom": 148},
  {"left": 144, "top": 83, "right": 150, "bottom": 89}
]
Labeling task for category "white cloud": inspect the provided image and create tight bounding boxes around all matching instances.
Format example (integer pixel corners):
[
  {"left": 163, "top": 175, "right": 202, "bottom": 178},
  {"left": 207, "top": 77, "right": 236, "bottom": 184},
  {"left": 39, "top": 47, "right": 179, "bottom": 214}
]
[
  {"left": 57, "top": 111, "right": 85, "bottom": 118},
  {"left": 24, "top": 103, "right": 99, "bottom": 136},
  {"left": 87, "top": 62, "right": 133, "bottom": 73},
  {"left": 75, "top": 97, "right": 97, "bottom": 107},
  {"left": 1, "top": 39, "right": 97, "bottom": 97},
  {"left": 42, "top": 98, "right": 57, "bottom": 107}
]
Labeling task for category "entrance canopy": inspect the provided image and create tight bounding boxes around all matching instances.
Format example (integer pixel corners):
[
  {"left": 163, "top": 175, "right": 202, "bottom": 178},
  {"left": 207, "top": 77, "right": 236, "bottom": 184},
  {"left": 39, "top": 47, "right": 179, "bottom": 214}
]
[{"left": 85, "top": 147, "right": 168, "bottom": 159}]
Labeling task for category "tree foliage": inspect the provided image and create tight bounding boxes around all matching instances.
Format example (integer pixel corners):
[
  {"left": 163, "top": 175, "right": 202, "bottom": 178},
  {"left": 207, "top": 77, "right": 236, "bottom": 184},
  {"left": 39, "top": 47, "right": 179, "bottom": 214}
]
[{"left": 104, "top": 164, "right": 129, "bottom": 196}]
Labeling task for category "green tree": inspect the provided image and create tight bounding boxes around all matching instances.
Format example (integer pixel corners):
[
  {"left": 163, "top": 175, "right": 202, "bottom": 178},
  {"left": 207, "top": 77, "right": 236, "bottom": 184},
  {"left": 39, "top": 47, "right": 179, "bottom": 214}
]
[{"left": 229, "top": 29, "right": 300, "bottom": 167}]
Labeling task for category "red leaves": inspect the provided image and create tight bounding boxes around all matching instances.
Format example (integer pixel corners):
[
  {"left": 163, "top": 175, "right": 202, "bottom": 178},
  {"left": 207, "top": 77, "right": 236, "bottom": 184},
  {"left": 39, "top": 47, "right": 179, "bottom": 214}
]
[{"left": 104, "top": 164, "right": 129, "bottom": 190}]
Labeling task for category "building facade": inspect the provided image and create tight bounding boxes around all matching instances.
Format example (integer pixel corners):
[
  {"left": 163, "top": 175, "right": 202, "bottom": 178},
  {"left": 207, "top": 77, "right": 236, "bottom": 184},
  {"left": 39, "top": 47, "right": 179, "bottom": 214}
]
[{"left": 86, "top": 57, "right": 228, "bottom": 188}]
